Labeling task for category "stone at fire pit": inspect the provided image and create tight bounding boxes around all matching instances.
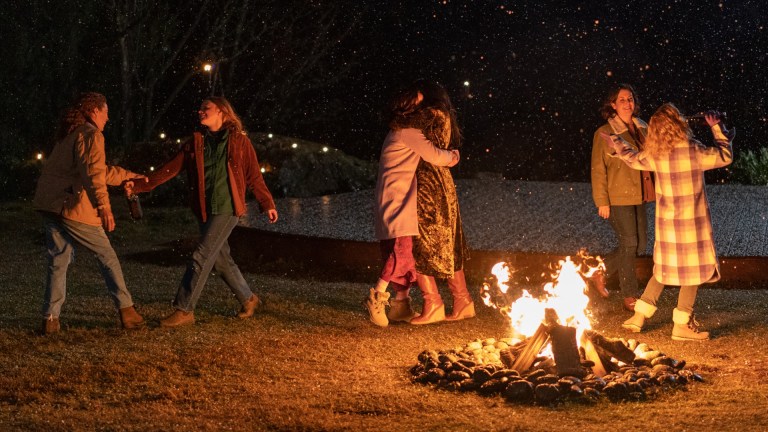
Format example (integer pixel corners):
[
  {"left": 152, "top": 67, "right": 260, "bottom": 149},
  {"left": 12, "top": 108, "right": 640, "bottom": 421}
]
[{"left": 409, "top": 337, "right": 703, "bottom": 405}]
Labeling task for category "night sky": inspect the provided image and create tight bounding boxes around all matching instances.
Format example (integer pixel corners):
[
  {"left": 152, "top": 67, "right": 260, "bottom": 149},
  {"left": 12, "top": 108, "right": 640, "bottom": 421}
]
[
  {"left": 3, "top": 1, "right": 766, "bottom": 182},
  {"left": 326, "top": 0, "right": 767, "bottom": 180}
]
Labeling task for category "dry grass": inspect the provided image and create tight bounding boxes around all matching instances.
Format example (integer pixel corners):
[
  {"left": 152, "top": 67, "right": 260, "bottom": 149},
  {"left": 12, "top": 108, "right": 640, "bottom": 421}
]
[{"left": 1, "top": 200, "right": 768, "bottom": 431}]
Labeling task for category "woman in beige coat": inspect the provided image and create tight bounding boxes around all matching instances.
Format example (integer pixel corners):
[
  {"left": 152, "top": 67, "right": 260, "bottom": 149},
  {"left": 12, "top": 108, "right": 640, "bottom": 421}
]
[
  {"left": 591, "top": 84, "right": 654, "bottom": 311},
  {"left": 33, "top": 92, "right": 147, "bottom": 334}
]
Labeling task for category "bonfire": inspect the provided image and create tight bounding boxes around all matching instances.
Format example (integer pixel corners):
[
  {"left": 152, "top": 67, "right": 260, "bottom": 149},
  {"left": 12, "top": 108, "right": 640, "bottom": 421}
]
[{"left": 409, "top": 251, "right": 703, "bottom": 404}]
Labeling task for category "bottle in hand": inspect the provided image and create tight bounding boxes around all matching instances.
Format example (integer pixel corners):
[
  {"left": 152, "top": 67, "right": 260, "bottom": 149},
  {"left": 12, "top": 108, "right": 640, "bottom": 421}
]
[{"left": 126, "top": 194, "right": 143, "bottom": 220}]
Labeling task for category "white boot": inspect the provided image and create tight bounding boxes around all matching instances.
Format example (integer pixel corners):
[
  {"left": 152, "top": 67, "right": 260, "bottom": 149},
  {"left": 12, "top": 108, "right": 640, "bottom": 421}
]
[
  {"left": 364, "top": 288, "right": 390, "bottom": 327},
  {"left": 672, "top": 308, "right": 709, "bottom": 341},
  {"left": 621, "top": 299, "right": 657, "bottom": 333}
]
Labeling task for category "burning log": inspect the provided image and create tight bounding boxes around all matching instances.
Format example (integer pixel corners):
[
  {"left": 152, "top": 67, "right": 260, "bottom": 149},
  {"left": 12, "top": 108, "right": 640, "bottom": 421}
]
[
  {"left": 583, "top": 330, "right": 636, "bottom": 365},
  {"left": 510, "top": 323, "right": 550, "bottom": 373},
  {"left": 549, "top": 324, "right": 586, "bottom": 378},
  {"left": 579, "top": 336, "right": 608, "bottom": 378}
]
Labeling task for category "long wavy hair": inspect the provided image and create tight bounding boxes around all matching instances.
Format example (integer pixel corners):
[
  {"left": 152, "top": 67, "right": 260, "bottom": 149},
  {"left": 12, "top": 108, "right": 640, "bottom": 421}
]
[
  {"left": 600, "top": 83, "right": 640, "bottom": 120},
  {"left": 55, "top": 92, "right": 107, "bottom": 141},
  {"left": 645, "top": 103, "right": 692, "bottom": 157},
  {"left": 205, "top": 96, "right": 244, "bottom": 133},
  {"left": 384, "top": 79, "right": 462, "bottom": 149}
]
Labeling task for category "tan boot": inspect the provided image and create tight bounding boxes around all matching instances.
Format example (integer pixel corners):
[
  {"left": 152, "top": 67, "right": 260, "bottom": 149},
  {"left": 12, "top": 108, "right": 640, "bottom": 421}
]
[
  {"left": 119, "top": 306, "right": 146, "bottom": 330},
  {"left": 410, "top": 274, "right": 445, "bottom": 325},
  {"left": 237, "top": 294, "right": 262, "bottom": 319},
  {"left": 160, "top": 310, "right": 195, "bottom": 328},
  {"left": 445, "top": 270, "right": 475, "bottom": 321},
  {"left": 364, "top": 288, "right": 390, "bottom": 327},
  {"left": 672, "top": 308, "right": 709, "bottom": 341},
  {"left": 42, "top": 315, "right": 60, "bottom": 335},
  {"left": 621, "top": 299, "right": 657, "bottom": 333},
  {"left": 387, "top": 297, "right": 419, "bottom": 323}
]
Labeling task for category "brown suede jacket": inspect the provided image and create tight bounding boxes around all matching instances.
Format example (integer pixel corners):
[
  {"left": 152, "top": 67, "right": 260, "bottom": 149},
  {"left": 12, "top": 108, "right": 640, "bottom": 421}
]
[{"left": 133, "top": 130, "right": 275, "bottom": 221}]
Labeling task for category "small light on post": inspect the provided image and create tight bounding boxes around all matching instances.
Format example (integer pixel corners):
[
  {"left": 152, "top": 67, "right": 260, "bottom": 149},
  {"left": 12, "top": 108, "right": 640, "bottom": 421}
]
[
  {"left": 260, "top": 167, "right": 266, "bottom": 173},
  {"left": 36, "top": 152, "right": 43, "bottom": 160},
  {"left": 322, "top": 146, "right": 329, "bottom": 153},
  {"left": 268, "top": 133, "right": 274, "bottom": 139},
  {"left": 203, "top": 63, "right": 213, "bottom": 73},
  {"left": 463, "top": 80, "right": 470, "bottom": 87},
  {"left": 159, "top": 132, "right": 166, "bottom": 140},
  {"left": 292, "top": 143, "right": 298, "bottom": 149}
]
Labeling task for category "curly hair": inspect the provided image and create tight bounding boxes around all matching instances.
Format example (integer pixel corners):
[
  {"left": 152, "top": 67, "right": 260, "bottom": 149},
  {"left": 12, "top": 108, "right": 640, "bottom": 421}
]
[
  {"left": 600, "top": 83, "right": 640, "bottom": 120},
  {"left": 384, "top": 79, "right": 462, "bottom": 149},
  {"left": 56, "top": 92, "right": 107, "bottom": 141},
  {"left": 206, "top": 96, "right": 244, "bottom": 133},
  {"left": 645, "top": 103, "right": 692, "bottom": 157}
]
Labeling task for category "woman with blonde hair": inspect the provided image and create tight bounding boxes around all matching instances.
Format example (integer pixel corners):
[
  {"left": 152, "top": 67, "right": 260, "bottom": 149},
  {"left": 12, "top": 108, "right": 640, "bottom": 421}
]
[
  {"left": 131, "top": 97, "right": 278, "bottom": 327},
  {"left": 607, "top": 103, "right": 734, "bottom": 341}
]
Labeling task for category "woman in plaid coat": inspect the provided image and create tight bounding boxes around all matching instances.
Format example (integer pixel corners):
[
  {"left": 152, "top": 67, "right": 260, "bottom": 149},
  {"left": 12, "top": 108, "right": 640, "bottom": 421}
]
[{"left": 607, "top": 103, "right": 734, "bottom": 341}]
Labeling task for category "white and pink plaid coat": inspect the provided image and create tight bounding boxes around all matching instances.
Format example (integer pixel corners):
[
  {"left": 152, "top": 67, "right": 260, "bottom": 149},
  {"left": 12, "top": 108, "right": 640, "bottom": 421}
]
[{"left": 609, "top": 124, "right": 734, "bottom": 286}]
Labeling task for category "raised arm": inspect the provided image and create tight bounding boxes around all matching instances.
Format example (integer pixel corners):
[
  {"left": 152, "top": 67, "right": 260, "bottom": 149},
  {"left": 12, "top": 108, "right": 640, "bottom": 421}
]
[{"left": 698, "top": 117, "right": 734, "bottom": 170}]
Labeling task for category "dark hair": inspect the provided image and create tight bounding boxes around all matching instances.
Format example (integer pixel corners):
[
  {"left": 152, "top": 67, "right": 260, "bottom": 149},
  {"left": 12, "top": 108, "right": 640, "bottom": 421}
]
[
  {"left": 56, "top": 92, "right": 107, "bottom": 141},
  {"left": 205, "top": 96, "right": 244, "bottom": 133},
  {"left": 385, "top": 79, "right": 462, "bottom": 149},
  {"left": 599, "top": 83, "right": 640, "bottom": 120}
]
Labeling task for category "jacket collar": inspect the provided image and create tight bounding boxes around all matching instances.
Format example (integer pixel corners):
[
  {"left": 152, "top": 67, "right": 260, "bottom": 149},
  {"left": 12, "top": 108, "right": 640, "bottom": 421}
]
[{"left": 607, "top": 115, "right": 647, "bottom": 135}]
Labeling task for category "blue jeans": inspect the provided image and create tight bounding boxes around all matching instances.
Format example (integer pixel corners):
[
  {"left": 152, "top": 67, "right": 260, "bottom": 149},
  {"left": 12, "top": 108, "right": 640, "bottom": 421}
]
[
  {"left": 42, "top": 213, "right": 134, "bottom": 318},
  {"left": 174, "top": 215, "right": 253, "bottom": 312},
  {"left": 606, "top": 204, "right": 648, "bottom": 297}
]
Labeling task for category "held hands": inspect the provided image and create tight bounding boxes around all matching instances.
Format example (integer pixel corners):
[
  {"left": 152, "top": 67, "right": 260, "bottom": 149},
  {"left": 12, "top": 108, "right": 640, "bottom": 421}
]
[
  {"left": 122, "top": 176, "right": 149, "bottom": 197},
  {"left": 447, "top": 150, "right": 460, "bottom": 167}
]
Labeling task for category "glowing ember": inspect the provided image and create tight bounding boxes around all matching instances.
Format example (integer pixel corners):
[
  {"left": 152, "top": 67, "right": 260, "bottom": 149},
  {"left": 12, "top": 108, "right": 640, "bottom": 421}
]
[{"left": 481, "top": 251, "right": 605, "bottom": 343}]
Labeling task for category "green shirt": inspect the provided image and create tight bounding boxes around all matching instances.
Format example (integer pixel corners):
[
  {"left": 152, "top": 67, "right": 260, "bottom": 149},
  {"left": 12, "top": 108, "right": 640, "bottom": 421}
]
[{"left": 203, "top": 129, "right": 234, "bottom": 216}]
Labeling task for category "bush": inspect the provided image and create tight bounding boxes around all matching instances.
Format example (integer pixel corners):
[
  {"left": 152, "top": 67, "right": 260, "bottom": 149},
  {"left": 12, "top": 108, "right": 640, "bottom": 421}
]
[{"left": 732, "top": 147, "right": 768, "bottom": 186}]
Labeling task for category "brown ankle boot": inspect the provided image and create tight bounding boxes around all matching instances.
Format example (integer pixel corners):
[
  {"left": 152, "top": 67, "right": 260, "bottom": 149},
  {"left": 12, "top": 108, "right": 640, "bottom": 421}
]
[
  {"left": 237, "top": 294, "right": 261, "bottom": 319},
  {"left": 119, "top": 306, "right": 146, "bottom": 330},
  {"left": 42, "top": 315, "right": 61, "bottom": 335},
  {"left": 445, "top": 270, "right": 475, "bottom": 321},
  {"left": 160, "top": 310, "right": 195, "bottom": 328},
  {"left": 410, "top": 274, "right": 445, "bottom": 325},
  {"left": 387, "top": 297, "right": 419, "bottom": 323}
]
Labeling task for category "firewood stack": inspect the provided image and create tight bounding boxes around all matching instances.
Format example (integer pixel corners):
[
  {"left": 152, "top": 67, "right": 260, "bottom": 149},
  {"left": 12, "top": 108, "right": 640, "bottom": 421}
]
[{"left": 409, "top": 325, "right": 703, "bottom": 405}]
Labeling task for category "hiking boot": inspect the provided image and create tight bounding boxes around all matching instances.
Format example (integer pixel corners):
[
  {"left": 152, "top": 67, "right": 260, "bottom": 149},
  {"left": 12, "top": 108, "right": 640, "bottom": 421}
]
[
  {"left": 621, "top": 299, "right": 657, "bottom": 333},
  {"left": 160, "top": 310, "right": 195, "bottom": 328},
  {"left": 387, "top": 297, "right": 419, "bottom": 323},
  {"left": 119, "top": 306, "right": 146, "bottom": 330},
  {"left": 365, "top": 288, "right": 390, "bottom": 327},
  {"left": 672, "top": 308, "right": 709, "bottom": 341},
  {"left": 42, "top": 315, "right": 60, "bottom": 335},
  {"left": 237, "top": 294, "right": 262, "bottom": 319}
]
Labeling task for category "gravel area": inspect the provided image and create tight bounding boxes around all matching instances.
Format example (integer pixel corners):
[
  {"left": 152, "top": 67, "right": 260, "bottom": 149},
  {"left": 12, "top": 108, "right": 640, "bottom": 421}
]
[{"left": 240, "top": 180, "right": 768, "bottom": 257}]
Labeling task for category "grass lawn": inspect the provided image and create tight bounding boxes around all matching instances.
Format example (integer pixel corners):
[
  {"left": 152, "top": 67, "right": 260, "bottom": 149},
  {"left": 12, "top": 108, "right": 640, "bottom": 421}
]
[{"left": 1, "top": 199, "right": 767, "bottom": 431}]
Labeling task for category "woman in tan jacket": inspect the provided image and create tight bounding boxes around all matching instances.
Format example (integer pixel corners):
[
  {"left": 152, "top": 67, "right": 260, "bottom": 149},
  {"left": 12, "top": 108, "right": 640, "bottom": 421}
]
[
  {"left": 591, "top": 84, "right": 654, "bottom": 311},
  {"left": 33, "top": 92, "right": 147, "bottom": 334}
]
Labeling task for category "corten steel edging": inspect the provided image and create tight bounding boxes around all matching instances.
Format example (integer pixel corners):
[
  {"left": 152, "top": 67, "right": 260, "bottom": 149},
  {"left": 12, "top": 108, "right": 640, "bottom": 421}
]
[{"left": 229, "top": 226, "right": 767, "bottom": 287}]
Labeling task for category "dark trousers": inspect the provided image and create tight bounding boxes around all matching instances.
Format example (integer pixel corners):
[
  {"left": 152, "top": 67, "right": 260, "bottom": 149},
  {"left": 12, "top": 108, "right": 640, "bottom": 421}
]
[{"left": 606, "top": 204, "right": 648, "bottom": 297}]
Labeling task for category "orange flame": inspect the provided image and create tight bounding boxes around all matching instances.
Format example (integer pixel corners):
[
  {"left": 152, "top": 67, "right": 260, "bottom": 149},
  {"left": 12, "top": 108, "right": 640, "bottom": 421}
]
[{"left": 481, "top": 251, "right": 605, "bottom": 344}]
